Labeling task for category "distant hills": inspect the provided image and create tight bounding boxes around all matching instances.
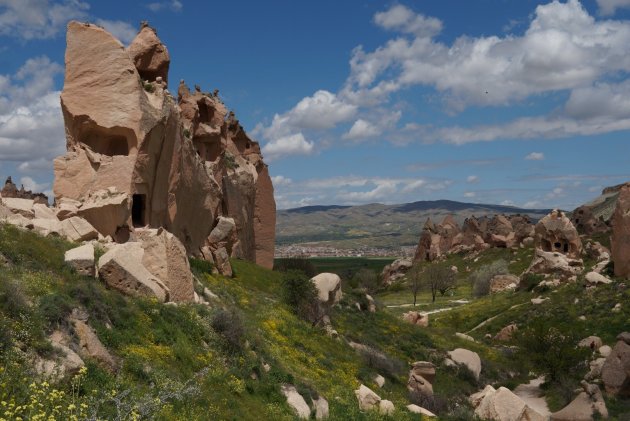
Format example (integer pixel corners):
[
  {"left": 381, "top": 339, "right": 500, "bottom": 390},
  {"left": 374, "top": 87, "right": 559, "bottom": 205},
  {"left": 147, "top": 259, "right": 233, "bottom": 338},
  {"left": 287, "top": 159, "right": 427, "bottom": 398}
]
[{"left": 276, "top": 199, "right": 553, "bottom": 250}]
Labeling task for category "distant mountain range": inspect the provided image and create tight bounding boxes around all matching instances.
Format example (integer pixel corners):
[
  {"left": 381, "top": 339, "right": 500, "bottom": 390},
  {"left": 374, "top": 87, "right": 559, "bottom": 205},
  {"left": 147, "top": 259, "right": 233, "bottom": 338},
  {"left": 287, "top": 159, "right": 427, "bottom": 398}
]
[{"left": 276, "top": 199, "right": 553, "bottom": 250}]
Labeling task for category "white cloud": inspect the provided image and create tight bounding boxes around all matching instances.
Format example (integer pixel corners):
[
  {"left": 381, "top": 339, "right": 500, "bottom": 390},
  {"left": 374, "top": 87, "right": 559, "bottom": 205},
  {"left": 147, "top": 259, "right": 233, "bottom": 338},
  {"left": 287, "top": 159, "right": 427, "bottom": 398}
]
[
  {"left": 0, "top": 0, "right": 89, "bottom": 40},
  {"left": 19, "top": 175, "right": 48, "bottom": 192},
  {"left": 261, "top": 133, "right": 314, "bottom": 161},
  {"left": 343, "top": 119, "right": 379, "bottom": 140},
  {"left": 501, "top": 200, "right": 516, "bottom": 206},
  {"left": 467, "top": 175, "right": 479, "bottom": 183},
  {"left": 523, "top": 200, "right": 543, "bottom": 208},
  {"left": 597, "top": 0, "right": 630, "bottom": 15},
  {"left": 147, "top": 0, "right": 183, "bottom": 12},
  {"left": 0, "top": 57, "right": 65, "bottom": 167},
  {"left": 271, "top": 175, "right": 292, "bottom": 186},
  {"left": 525, "top": 152, "right": 545, "bottom": 161},
  {"left": 95, "top": 19, "right": 136, "bottom": 45},
  {"left": 464, "top": 191, "right": 476, "bottom": 198},
  {"left": 373, "top": 4, "right": 442, "bottom": 38}
]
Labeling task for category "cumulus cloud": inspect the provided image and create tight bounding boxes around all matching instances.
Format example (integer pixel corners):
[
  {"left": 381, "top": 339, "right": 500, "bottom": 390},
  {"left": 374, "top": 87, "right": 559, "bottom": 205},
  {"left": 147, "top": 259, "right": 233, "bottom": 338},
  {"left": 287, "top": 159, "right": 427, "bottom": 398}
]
[
  {"left": 343, "top": 119, "right": 379, "bottom": 140},
  {"left": 147, "top": 0, "right": 183, "bottom": 12},
  {"left": 464, "top": 191, "right": 476, "bottom": 198},
  {"left": 597, "top": 0, "right": 630, "bottom": 15},
  {"left": 0, "top": 56, "right": 65, "bottom": 177},
  {"left": 261, "top": 133, "right": 314, "bottom": 161},
  {"left": 271, "top": 175, "right": 292, "bottom": 186},
  {"left": 373, "top": 4, "right": 442, "bottom": 38},
  {"left": 525, "top": 152, "right": 545, "bottom": 161},
  {"left": 467, "top": 175, "right": 479, "bottom": 183},
  {"left": 20, "top": 175, "right": 48, "bottom": 192},
  {"left": 0, "top": 0, "right": 89, "bottom": 40},
  {"left": 95, "top": 19, "right": 136, "bottom": 44}
]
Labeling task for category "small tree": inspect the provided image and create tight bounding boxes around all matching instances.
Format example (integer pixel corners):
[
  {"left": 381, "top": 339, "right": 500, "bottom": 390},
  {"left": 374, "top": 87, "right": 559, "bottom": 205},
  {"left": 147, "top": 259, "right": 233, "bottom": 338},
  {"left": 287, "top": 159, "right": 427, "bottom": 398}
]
[
  {"left": 470, "top": 259, "right": 508, "bottom": 297},
  {"left": 281, "top": 271, "right": 322, "bottom": 324},
  {"left": 423, "top": 263, "right": 456, "bottom": 303},
  {"left": 407, "top": 263, "right": 424, "bottom": 306}
]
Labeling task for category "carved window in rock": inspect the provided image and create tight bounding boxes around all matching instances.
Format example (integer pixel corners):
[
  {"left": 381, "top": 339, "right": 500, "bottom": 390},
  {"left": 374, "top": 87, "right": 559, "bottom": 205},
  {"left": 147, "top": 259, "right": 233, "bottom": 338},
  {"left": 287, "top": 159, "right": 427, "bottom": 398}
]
[
  {"left": 132, "top": 194, "right": 146, "bottom": 227},
  {"left": 80, "top": 131, "right": 130, "bottom": 156}
]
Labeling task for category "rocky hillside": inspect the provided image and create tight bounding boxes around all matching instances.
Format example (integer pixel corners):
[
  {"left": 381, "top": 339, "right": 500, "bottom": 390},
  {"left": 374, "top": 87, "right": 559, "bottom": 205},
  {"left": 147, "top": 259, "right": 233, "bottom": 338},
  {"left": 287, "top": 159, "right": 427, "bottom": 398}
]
[{"left": 276, "top": 200, "right": 551, "bottom": 250}]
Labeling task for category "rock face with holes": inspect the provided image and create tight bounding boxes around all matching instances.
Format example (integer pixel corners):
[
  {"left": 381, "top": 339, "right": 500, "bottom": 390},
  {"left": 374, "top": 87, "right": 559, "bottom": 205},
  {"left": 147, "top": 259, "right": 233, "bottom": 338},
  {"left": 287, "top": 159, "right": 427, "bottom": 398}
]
[
  {"left": 52, "top": 21, "right": 275, "bottom": 274},
  {"left": 533, "top": 210, "right": 582, "bottom": 259}
]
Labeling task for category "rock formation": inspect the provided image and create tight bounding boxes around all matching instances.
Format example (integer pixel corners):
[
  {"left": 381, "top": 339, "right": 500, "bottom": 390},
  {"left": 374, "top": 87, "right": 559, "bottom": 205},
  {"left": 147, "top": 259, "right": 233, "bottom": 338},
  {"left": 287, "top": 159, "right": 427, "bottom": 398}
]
[
  {"left": 601, "top": 332, "right": 630, "bottom": 397},
  {"left": 381, "top": 258, "right": 412, "bottom": 285},
  {"left": 611, "top": 183, "right": 630, "bottom": 279},
  {"left": 533, "top": 210, "right": 582, "bottom": 258},
  {"left": 0, "top": 176, "right": 48, "bottom": 204},
  {"left": 52, "top": 21, "right": 275, "bottom": 274}
]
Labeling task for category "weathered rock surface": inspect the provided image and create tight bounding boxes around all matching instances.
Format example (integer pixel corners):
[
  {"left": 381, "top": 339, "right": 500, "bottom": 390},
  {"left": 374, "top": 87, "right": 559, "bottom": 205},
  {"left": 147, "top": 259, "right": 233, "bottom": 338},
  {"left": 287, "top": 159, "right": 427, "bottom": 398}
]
[
  {"left": 612, "top": 183, "right": 630, "bottom": 279},
  {"left": 98, "top": 242, "right": 169, "bottom": 302},
  {"left": 525, "top": 249, "right": 584, "bottom": 279},
  {"left": 355, "top": 384, "right": 381, "bottom": 411},
  {"left": 72, "top": 319, "right": 117, "bottom": 372},
  {"left": 534, "top": 209, "right": 582, "bottom": 258},
  {"left": 490, "top": 274, "right": 519, "bottom": 293},
  {"left": 60, "top": 216, "right": 99, "bottom": 242},
  {"left": 408, "top": 361, "right": 435, "bottom": 397},
  {"left": 381, "top": 258, "right": 412, "bottom": 285},
  {"left": 601, "top": 332, "right": 630, "bottom": 397},
  {"left": 495, "top": 324, "right": 518, "bottom": 341},
  {"left": 312, "top": 396, "right": 329, "bottom": 419},
  {"left": 402, "top": 311, "right": 429, "bottom": 327},
  {"left": 280, "top": 384, "right": 311, "bottom": 419},
  {"left": 585, "top": 272, "right": 612, "bottom": 286},
  {"left": 447, "top": 348, "right": 481, "bottom": 380},
  {"left": 551, "top": 381, "right": 608, "bottom": 420},
  {"left": 406, "top": 404, "right": 436, "bottom": 417},
  {"left": 1, "top": 176, "right": 48, "bottom": 203},
  {"left": 311, "top": 273, "right": 342, "bottom": 305},
  {"left": 64, "top": 243, "right": 95, "bottom": 276},
  {"left": 52, "top": 21, "right": 275, "bottom": 275},
  {"left": 472, "top": 386, "right": 546, "bottom": 421},
  {"left": 379, "top": 399, "right": 395, "bottom": 415},
  {"left": 36, "top": 330, "right": 84, "bottom": 378}
]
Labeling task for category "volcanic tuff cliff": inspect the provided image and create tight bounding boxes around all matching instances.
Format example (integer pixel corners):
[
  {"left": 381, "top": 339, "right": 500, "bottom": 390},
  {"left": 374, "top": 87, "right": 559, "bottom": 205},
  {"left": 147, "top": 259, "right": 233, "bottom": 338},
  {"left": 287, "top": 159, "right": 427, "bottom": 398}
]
[{"left": 52, "top": 22, "right": 275, "bottom": 271}]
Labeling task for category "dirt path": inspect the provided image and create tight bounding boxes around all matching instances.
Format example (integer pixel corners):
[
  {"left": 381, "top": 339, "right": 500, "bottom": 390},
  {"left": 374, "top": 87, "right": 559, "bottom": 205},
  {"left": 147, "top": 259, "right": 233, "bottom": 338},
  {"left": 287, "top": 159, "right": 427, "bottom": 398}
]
[
  {"left": 465, "top": 302, "right": 527, "bottom": 334},
  {"left": 513, "top": 377, "right": 550, "bottom": 417}
]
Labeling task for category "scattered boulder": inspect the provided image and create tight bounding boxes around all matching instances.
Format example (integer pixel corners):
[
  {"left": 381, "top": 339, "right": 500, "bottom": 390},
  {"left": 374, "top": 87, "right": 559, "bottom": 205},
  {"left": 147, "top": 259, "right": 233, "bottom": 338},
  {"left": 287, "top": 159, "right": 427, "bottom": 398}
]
[
  {"left": 60, "top": 216, "right": 99, "bottom": 242},
  {"left": 1, "top": 197, "right": 34, "bottom": 218},
  {"left": 447, "top": 348, "right": 481, "bottom": 380},
  {"left": 280, "top": 384, "right": 311, "bottom": 419},
  {"left": 402, "top": 311, "right": 429, "bottom": 327},
  {"left": 531, "top": 296, "right": 549, "bottom": 305},
  {"left": 72, "top": 319, "right": 117, "bottom": 372},
  {"left": 312, "top": 396, "right": 329, "bottom": 420},
  {"left": 75, "top": 189, "right": 130, "bottom": 240},
  {"left": 585, "top": 272, "right": 612, "bottom": 286},
  {"left": 310, "top": 273, "right": 342, "bottom": 305},
  {"left": 579, "top": 336, "right": 603, "bottom": 350},
  {"left": 355, "top": 384, "right": 381, "bottom": 411},
  {"left": 599, "top": 345, "right": 612, "bottom": 358},
  {"left": 524, "top": 249, "right": 584, "bottom": 280},
  {"left": 585, "top": 357, "right": 607, "bottom": 381},
  {"left": 612, "top": 183, "right": 630, "bottom": 279},
  {"left": 489, "top": 274, "right": 519, "bottom": 293},
  {"left": 473, "top": 385, "right": 546, "bottom": 421},
  {"left": 551, "top": 381, "right": 608, "bottom": 420},
  {"left": 374, "top": 374, "right": 385, "bottom": 388},
  {"left": 495, "top": 324, "right": 518, "bottom": 341},
  {"left": 379, "top": 399, "right": 395, "bottom": 416},
  {"left": 64, "top": 243, "right": 95, "bottom": 276},
  {"left": 406, "top": 404, "right": 436, "bottom": 417},
  {"left": 601, "top": 332, "right": 630, "bottom": 397},
  {"left": 98, "top": 242, "right": 169, "bottom": 302},
  {"left": 36, "top": 330, "right": 84, "bottom": 378},
  {"left": 408, "top": 361, "right": 435, "bottom": 397},
  {"left": 381, "top": 258, "right": 412, "bottom": 285}
]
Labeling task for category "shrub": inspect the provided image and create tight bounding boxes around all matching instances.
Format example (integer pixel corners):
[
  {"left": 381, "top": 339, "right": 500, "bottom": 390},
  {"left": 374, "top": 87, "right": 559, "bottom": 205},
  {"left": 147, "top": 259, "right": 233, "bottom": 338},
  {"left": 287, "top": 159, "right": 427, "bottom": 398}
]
[
  {"left": 470, "top": 259, "right": 509, "bottom": 297},
  {"left": 189, "top": 258, "right": 215, "bottom": 276},
  {"left": 0, "top": 317, "right": 12, "bottom": 355},
  {"left": 211, "top": 309, "right": 245, "bottom": 351},
  {"left": 0, "top": 278, "right": 28, "bottom": 318},
  {"left": 281, "top": 271, "right": 322, "bottom": 324},
  {"left": 409, "top": 390, "right": 447, "bottom": 415},
  {"left": 519, "top": 273, "right": 544, "bottom": 292},
  {"left": 357, "top": 345, "right": 405, "bottom": 380},
  {"left": 274, "top": 258, "right": 317, "bottom": 278},
  {"left": 352, "top": 268, "right": 379, "bottom": 293},
  {"left": 38, "top": 293, "right": 74, "bottom": 330}
]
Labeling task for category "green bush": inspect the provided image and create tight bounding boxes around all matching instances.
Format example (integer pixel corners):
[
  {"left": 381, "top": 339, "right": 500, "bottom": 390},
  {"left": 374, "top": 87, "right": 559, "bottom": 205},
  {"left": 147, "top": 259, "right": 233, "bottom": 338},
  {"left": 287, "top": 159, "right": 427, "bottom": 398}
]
[
  {"left": 211, "top": 309, "right": 245, "bottom": 351},
  {"left": 0, "top": 278, "right": 28, "bottom": 318},
  {"left": 470, "top": 259, "right": 509, "bottom": 297},
  {"left": 351, "top": 268, "right": 379, "bottom": 293},
  {"left": 519, "top": 273, "right": 544, "bottom": 291},
  {"left": 281, "top": 271, "right": 322, "bottom": 324},
  {"left": 38, "top": 293, "right": 74, "bottom": 330}
]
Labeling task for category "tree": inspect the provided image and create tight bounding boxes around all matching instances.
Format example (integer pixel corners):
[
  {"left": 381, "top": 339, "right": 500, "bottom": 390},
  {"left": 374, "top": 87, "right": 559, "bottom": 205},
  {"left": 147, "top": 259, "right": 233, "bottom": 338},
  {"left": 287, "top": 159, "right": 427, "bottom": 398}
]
[
  {"left": 352, "top": 268, "right": 379, "bottom": 293},
  {"left": 281, "top": 271, "right": 322, "bottom": 324},
  {"left": 422, "top": 263, "right": 456, "bottom": 303},
  {"left": 407, "top": 263, "right": 424, "bottom": 307}
]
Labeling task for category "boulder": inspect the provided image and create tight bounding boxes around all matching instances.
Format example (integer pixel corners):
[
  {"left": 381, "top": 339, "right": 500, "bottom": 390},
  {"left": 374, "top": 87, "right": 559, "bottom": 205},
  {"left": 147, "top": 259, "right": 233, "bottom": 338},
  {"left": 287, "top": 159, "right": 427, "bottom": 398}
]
[
  {"left": 402, "top": 311, "right": 429, "bottom": 327},
  {"left": 55, "top": 198, "right": 80, "bottom": 220},
  {"left": 64, "top": 243, "right": 95, "bottom": 276},
  {"left": 131, "top": 228, "right": 195, "bottom": 303},
  {"left": 127, "top": 24, "right": 170, "bottom": 84},
  {"left": 579, "top": 336, "right": 603, "bottom": 350},
  {"left": 448, "top": 348, "right": 481, "bottom": 380},
  {"left": 599, "top": 345, "right": 612, "bottom": 358},
  {"left": 72, "top": 319, "right": 117, "bottom": 372},
  {"left": 474, "top": 386, "right": 546, "bottom": 421},
  {"left": 601, "top": 333, "right": 630, "bottom": 397},
  {"left": 60, "top": 216, "right": 99, "bottom": 242},
  {"left": 310, "top": 273, "right": 342, "bottom": 305},
  {"left": 36, "top": 330, "right": 84, "bottom": 378},
  {"left": 572, "top": 205, "right": 609, "bottom": 235},
  {"left": 208, "top": 216, "right": 236, "bottom": 244},
  {"left": 213, "top": 247, "right": 233, "bottom": 277},
  {"left": 612, "top": 183, "right": 630, "bottom": 278},
  {"left": 29, "top": 218, "right": 63, "bottom": 237},
  {"left": 524, "top": 249, "right": 584, "bottom": 279},
  {"left": 312, "top": 396, "right": 329, "bottom": 420},
  {"left": 551, "top": 382, "right": 608, "bottom": 420},
  {"left": 585, "top": 357, "right": 607, "bottom": 381},
  {"left": 33, "top": 203, "right": 57, "bottom": 220},
  {"left": 406, "top": 404, "right": 436, "bottom": 417},
  {"left": 456, "top": 332, "right": 476, "bottom": 342},
  {"left": 490, "top": 274, "right": 519, "bottom": 293},
  {"left": 98, "top": 242, "right": 169, "bottom": 302},
  {"left": 585, "top": 272, "right": 612, "bottom": 286},
  {"left": 379, "top": 400, "right": 395, "bottom": 416},
  {"left": 355, "top": 384, "right": 381, "bottom": 411},
  {"left": 75, "top": 189, "right": 130, "bottom": 239},
  {"left": 280, "top": 384, "right": 311, "bottom": 419},
  {"left": 381, "top": 258, "right": 413, "bottom": 285},
  {"left": 495, "top": 324, "right": 518, "bottom": 341},
  {"left": 408, "top": 361, "right": 435, "bottom": 397},
  {"left": 374, "top": 374, "right": 385, "bottom": 388},
  {"left": 1, "top": 197, "right": 34, "bottom": 217}
]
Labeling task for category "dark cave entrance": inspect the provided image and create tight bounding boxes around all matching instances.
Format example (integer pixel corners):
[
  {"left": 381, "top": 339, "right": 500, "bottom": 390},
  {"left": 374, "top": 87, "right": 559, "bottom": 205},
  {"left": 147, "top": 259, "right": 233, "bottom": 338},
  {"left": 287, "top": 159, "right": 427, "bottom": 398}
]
[{"left": 132, "top": 194, "right": 146, "bottom": 227}]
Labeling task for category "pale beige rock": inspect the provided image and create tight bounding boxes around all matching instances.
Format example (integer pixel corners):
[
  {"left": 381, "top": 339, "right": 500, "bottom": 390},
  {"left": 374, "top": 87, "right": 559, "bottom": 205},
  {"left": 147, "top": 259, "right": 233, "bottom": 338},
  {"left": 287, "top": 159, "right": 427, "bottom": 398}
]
[
  {"left": 374, "top": 374, "right": 385, "bottom": 388},
  {"left": 470, "top": 385, "right": 497, "bottom": 408},
  {"left": 208, "top": 216, "right": 236, "bottom": 243},
  {"left": 402, "top": 311, "right": 429, "bottom": 327},
  {"left": 551, "top": 382, "right": 608, "bottom": 420},
  {"left": 456, "top": 332, "right": 476, "bottom": 342},
  {"left": 599, "top": 345, "right": 612, "bottom": 358},
  {"left": 29, "top": 218, "right": 63, "bottom": 236},
  {"left": 132, "top": 228, "right": 194, "bottom": 303},
  {"left": 601, "top": 335, "right": 630, "bottom": 397},
  {"left": 76, "top": 189, "right": 130, "bottom": 239},
  {"left": 2, "top": 197, "right": 34, "bottom": 217},
  {"left": 475, "top": 386, "right": 546, "bottom": 421},
  {"left": 311, "top": 273, "right": 342, "bottom": 305},
  {"left": 448, "top": 348, "right": 481, "bottom": 380},
  {"left": 612, "top": 183, "right": 630, "bottom": 279},
  {"left": 55, "top": 198, "right": 80, "bottom": 220},
  {"left": 381, "top": 258, "right": 413, "bottom": 285},
  {"left": 280, "top": 384, "right": 311, "bottom": 419},
  {"left": 36, "top": 330, "right": 84, "bottom": 378},
  {"left": 408, "top": 361, "right": 435, "bottom": 397},
  {"left": 379, "top": 399, "right": 395, "bottom": 415},
  {"left": 98, "top": 242, "right": 169, "bottom": 302},
  {"left": 213, "top": 247, "right": 232, "bottom": 277},
  {"left": 585, "top": 272, "right": 612, "bottom": 285},
  {"left": 585, "top": 357, "right": 607, "bottom": 381},
  {"left": 312, "top": 396, "right": 329, "bottom": 420},
  {"left": 65, "top": 243, "right": 95, "bottom": 276},
  {"left": 355, "top": 384, "right": 381, "bottom": 411},
  {"left": 525, "top": 249, "right": 584, "bottom": 279},
  {"left": 33, "top": 203, "right": 58, "bottom": 220},
  {"left": 127, "top": 25, "right": 170, "bottom": 84},
  {"left": 495, "top": 324, "right": 518, "bottom": 341},
  {"left": 406, "top": 404, "right": 436, "bottom": 417},
  {"left": 73, "top": 319, "right": 117, "bottom": 372},
  {"left": 61, "top": 216, "right": 99, "bottom": 242},
  {"left": 534, "top": 209, "right": 582, "bottom": 258},
  {"left": 579, "top": 336, "right": 603, "bottom": 350},
  {"left": 490, "top": 274, "right": 519, "bottom": 293}
]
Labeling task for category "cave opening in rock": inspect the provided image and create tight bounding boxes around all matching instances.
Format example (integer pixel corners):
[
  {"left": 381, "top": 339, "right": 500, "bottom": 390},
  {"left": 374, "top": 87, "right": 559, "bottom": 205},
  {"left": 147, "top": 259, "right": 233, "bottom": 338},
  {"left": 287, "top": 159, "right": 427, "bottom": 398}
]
[
  {"left": 132, "top": 194, "right": 146, "bottom": 227},
  {"left": 81, "top": 132, "right": 129, "bottom": 156}
]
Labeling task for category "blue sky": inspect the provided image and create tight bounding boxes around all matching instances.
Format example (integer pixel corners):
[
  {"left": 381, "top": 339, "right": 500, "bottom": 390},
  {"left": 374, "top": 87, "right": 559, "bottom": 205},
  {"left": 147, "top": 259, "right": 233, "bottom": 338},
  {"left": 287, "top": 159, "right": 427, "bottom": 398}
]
[{"left": 0, "top": 0, "right": 629, "bottom": 210}]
